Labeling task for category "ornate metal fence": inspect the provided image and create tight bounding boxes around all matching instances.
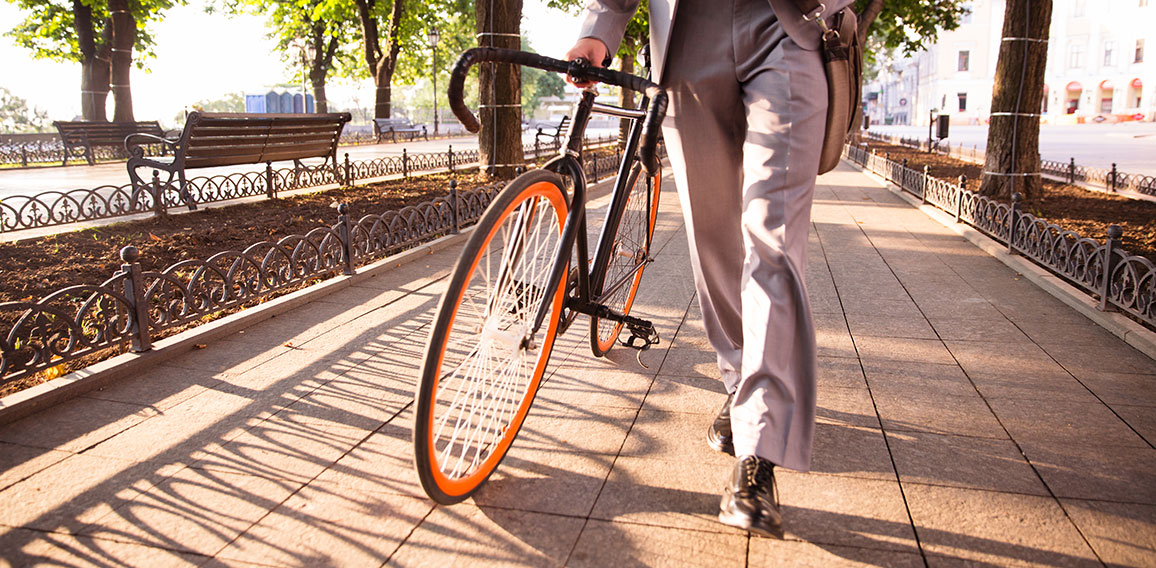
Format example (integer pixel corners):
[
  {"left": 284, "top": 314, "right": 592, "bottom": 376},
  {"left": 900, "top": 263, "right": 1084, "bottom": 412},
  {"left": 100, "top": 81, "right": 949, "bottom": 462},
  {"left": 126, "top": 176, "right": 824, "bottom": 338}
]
[
  {"left": 862, "top": 130, "right": 1156, "bottom": 198},
  {"left": 0, "top": 135, "right": 616, "bottom": 234},
  {"left": 0, "top": 180, "right": 503, "bottom": 388},
  {"left": 0, "top": 135, "right": 641, "bottom": 388},
  {"left": 843, "top": 143, "right": 1155, "bottom": 331}
]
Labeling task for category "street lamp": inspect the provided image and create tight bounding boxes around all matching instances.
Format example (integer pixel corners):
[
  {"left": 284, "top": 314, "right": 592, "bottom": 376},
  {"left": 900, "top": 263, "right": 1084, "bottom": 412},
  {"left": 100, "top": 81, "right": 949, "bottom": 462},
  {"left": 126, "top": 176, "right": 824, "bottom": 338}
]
[
  {"left": 427, "top": 28, "right": 440, "bottom": 134},
  {"left": 289, "top": 37, "right": 315, "bottom": 113}
]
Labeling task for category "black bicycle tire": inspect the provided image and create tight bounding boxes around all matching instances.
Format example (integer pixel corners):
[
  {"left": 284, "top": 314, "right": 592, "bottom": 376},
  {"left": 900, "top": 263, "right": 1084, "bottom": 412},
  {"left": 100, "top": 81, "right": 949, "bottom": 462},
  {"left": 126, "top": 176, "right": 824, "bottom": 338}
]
[
  {"left": 414, "top": 169, "right": 570, "bottom": 504},
  {"left": 588, "top": 163, "right": 661, "bottom": 356}
]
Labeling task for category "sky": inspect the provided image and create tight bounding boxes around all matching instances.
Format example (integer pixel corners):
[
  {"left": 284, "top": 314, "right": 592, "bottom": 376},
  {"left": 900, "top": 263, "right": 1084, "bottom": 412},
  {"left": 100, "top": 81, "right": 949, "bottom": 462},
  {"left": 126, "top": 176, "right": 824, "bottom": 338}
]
[{"left": 0, "top": 0, "right": 581, "bottom": 126}]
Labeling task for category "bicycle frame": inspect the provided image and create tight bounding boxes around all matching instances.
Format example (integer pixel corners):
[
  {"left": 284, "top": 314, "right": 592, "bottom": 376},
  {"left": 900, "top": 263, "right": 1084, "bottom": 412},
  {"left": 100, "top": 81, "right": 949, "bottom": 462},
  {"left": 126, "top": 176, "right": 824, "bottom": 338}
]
[{"left": 528, "top": 88, "right": 655, "bottom": 336}]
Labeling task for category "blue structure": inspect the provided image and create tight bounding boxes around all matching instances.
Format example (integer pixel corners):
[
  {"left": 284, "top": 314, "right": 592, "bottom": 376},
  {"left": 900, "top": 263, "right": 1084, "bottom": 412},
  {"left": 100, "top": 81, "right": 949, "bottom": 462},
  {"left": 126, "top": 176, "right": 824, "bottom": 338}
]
[{"left": 243, "top": 90, "right": 315, "bottom": 114}]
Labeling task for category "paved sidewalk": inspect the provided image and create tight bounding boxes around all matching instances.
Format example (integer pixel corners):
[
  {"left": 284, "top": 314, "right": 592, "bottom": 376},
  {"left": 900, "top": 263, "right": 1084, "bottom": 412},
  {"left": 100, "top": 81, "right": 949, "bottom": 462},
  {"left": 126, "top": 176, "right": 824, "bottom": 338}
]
[{"left": 1, "top": 162, "right": 1154, "bottom": 566}]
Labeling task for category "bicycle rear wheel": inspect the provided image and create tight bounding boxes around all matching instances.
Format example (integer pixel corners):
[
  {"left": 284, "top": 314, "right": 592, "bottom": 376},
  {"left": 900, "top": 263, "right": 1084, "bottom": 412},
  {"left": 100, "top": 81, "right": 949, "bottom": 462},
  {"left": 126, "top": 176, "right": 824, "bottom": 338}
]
[
  {"left": 414, "top": 170, "right": 570, "bottom": 505},
  {"left": 589, "top": 163, "right": 661, "bottom": 356}
]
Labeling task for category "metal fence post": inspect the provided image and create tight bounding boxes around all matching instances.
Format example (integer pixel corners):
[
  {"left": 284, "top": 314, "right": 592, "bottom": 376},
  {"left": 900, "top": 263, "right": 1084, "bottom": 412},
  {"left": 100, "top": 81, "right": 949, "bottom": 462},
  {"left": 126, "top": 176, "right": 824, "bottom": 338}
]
[
  {"left": 449, "top": 180, "right": 459, "bottom": 234},
  {"left": 21, "top": 146, "right": 28, "bottom": 167},
  {"left": 534, "top": 138, "right": 541, "bottom": 160},
  {"left": 119, "top": 246, "right": 152, "bottom": 352},
  {"left": 1110, "top": 163, "right": 1118, "bottom": 192},
  {"left": 403, "top": 148, "right": 409, "bottom": 178},
  {"left": 922, "top": 165, "right": 930, "bottom": 203},
  {"left": 337, "top": 203, "right": 355, "bottom": 275},
  {"left": 344, "top": 153, "right": 352, "bottom": 186},
  {"left": 1099, "top": 225, "right": 1122, "bottom": 311},
  {"left": 955, "top": 175, "right": 966, "bottom": 223},
  {"left": 1008, "top": 192, "right": 1021, "bottom": 255},
  {"left": 265, "top": 161, "right": 275, "bottom": 199},
  {"left": 448, "top": 145, "right": 455, "bottom": 173},
  {"left": 1068, "top": 157, "right": 1076, "bottom": 184},
  {"left": 901, "top": 158, "right": 908, "bottom": 190},
  {"left": 150, "top": 170, "right": 166, "bottom": 218}
]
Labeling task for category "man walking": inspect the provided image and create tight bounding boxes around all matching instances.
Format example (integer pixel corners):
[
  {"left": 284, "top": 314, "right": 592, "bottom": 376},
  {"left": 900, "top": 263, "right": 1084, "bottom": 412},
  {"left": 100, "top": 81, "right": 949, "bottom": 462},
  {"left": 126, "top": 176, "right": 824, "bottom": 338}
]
[{"left": 566, "top": 0, "right": 852, "bottom": 537}]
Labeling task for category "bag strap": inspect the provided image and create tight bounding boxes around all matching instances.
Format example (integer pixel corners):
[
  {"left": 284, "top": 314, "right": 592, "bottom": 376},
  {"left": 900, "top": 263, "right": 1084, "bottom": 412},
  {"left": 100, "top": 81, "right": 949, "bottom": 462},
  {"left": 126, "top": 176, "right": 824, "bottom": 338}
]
[{"left": 790, "top": 0, "right": 827, "bottom": 22}]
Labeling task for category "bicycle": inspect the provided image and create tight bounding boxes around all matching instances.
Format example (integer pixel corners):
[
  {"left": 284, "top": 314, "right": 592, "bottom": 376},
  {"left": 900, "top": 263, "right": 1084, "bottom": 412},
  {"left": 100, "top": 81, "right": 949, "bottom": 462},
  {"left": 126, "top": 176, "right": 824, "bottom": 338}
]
[{"left": 412, "top": 47, "right": 669, "bottom": 505}]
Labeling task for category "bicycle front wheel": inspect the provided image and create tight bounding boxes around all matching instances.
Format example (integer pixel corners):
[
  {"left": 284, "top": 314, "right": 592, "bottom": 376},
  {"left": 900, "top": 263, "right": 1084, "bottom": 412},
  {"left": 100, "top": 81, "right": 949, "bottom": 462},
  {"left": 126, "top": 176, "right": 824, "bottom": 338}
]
[
  {"left": 590, "top": 163, "right": 661, "bottom": 356},
  {"left": 414, "top": 170, "right": 570, "bottom": 504}
]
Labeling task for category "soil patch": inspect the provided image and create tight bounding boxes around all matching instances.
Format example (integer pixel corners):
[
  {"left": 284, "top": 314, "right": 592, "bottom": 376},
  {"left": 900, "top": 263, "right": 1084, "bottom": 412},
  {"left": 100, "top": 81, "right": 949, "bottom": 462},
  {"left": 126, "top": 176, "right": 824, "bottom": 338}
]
[{"left": 859, "top": 140, "right": 1156, "bottom": 261}]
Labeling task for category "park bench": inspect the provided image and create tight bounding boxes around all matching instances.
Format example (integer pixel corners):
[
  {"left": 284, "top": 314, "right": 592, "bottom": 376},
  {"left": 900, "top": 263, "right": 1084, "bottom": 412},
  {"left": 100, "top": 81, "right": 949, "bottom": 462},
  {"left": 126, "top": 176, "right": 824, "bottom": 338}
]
[
  {"left": 54, "top": 120, "right": 168, "bottom": 166},
  {"left": 535, "top": 116, "right": 571, "bottom": 146},
  {"left": 126, "top": 111, "right": 351, "bottom": 210},
  {"left": 373, "top": 117, "right": 428, "bottom": 143}
]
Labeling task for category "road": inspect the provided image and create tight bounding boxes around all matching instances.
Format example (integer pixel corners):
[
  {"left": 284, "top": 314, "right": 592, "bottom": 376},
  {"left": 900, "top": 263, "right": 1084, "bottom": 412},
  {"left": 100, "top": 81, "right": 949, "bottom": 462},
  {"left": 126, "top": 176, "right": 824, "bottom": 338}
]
[{"left": 868, "top": 122, "right": 1156, "bottom": 176}]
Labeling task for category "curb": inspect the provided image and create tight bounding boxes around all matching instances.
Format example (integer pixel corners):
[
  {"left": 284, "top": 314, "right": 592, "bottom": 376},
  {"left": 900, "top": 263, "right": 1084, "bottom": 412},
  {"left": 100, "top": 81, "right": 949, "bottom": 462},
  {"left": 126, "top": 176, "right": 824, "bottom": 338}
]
[
  {"left": 848, "top": 160, "right": 1156, "bottom": 362},
  {"left": 0, "top": 230, "right": 471, "bottom": 426}
]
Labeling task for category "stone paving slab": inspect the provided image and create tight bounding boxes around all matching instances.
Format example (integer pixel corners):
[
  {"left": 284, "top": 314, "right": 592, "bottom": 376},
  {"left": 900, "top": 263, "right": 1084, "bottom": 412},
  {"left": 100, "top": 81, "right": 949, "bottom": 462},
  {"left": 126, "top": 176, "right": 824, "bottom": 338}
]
[{"left": 1, "top": 162, "right": 1155, "bottom": 566}]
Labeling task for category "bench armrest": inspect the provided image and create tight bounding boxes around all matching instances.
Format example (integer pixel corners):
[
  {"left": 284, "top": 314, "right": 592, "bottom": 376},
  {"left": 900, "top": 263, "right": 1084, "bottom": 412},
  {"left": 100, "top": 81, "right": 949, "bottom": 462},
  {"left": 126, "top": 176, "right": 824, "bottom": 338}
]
[{"left": 125, "top": 132, "right": 177, "bottom": 158}]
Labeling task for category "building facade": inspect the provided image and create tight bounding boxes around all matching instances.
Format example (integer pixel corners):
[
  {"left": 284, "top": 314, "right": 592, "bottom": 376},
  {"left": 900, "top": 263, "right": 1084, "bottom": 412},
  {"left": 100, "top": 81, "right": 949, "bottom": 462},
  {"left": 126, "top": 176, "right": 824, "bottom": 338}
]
[{"left": 866, "top": 0, "right": 1156, "bottom": 126}]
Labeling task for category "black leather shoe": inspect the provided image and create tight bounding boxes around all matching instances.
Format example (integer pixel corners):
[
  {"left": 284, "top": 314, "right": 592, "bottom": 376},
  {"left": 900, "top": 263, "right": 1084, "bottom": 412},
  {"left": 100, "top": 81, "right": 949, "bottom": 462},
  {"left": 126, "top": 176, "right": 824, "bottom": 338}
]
[
  {"left": 707, "top": 393, "right": 735, "bottom": 456},
  {"left": 718, "top": 455, "right": 782, "bottom": 538}
]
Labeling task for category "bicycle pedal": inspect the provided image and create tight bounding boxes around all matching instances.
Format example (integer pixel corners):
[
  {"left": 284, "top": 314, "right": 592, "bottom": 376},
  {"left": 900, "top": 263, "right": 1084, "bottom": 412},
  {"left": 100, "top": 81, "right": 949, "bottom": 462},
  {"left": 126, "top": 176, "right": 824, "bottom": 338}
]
[{"left": 621, "top": 322, "right": 660, "bottom": 351}]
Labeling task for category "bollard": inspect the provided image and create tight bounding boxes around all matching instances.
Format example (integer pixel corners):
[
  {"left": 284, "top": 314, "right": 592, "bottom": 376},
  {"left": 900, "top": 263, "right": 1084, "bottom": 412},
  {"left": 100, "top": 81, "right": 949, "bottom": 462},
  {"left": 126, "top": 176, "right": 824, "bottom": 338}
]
[
  {"left": 1068, "top": 157, "right": 1076, "bottom": 184},
  {"left": 120, "top": 246, "right": 152, "bottom": 352},
  {"left": 449, "top": 180, "right": 459, "bottom": 234},
  {"left": 403, "top": 148, "right": 409, "bottom": 178},
  {"left": 1098, "top": 225, "right": 1122, "bottom": 311},
  {"left": 1008, "top": 192, "right": 1021, "bottom": 255},
  {"left": 1110, "top": 163, "right": 1118, "bottom": 192},
  {"left": 344, "top": 153, "right": 352, "bottom": 186},
  {"left": 337, "top": 203, "right": 355, "bottom": 275},
  {"left": 265, "top": 161, "right": 275, "bottom": 199}
]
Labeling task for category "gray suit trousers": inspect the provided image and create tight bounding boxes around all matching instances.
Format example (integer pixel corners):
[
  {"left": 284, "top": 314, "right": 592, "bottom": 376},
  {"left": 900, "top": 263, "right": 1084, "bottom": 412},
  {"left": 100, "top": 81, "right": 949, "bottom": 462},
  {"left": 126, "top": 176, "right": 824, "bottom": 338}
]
[{"left": 661, "top": 0, "right": 826, "bottom": 471}]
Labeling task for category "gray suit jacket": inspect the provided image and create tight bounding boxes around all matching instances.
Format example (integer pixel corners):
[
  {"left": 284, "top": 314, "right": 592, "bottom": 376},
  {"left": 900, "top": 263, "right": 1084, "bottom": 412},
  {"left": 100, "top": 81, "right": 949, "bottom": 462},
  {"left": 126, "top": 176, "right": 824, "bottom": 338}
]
[{"left": 579, "top": 0, "right": 854, "bottom": 81}]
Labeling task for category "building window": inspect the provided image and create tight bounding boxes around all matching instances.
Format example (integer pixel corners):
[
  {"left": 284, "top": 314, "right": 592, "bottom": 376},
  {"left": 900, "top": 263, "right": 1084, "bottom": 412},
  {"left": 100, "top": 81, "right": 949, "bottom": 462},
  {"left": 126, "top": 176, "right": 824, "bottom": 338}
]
[
  {"left": 1138, "top": 39, "right": 1146, "bottom": 63},
  {"left": 958, "top": 50, "right": 970, "bottom": 71},
  {"left": 1100, "top": 97, "right": 1113, "bottom": 113},
  {"left": 1069, "top": 44, "right": 1085, "bottom": 68},
  {"left": 1104, "top": 41, "right": 1116, "bottom": 66},
  {"left": 958, "top": 92, "right": 968, "bottom": 112}
]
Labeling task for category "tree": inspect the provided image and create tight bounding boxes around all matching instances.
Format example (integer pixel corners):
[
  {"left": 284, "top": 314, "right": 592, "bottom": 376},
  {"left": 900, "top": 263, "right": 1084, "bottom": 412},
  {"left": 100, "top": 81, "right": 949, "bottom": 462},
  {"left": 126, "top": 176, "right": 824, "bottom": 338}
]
[
  {"left": 476, "top": 0, "right": 523, "bottom": 178},
  {"left": 979, "top": 0, "right": 1052, "bottom": 200},
  {"left": 213, "top": 0, "right": 358, "bottom": 114},
  {"left": 0, "top": 87, "right": 51, "bottom": 133},
  {"left": 853, "top": 0, "right": 970, "bottom": 61},
  {"left": 349, "top": 0, "right": 406, "bottom": 118},
  {"left": 6, "top": 0, "right": 177, "bottom": 121}
]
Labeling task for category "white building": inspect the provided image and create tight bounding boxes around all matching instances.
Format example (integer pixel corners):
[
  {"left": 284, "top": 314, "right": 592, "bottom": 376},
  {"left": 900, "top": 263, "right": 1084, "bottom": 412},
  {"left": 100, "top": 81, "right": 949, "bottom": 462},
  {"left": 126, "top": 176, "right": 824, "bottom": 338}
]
[{"left": 866, "top": 0, "right": 1156, "bottom": 126}]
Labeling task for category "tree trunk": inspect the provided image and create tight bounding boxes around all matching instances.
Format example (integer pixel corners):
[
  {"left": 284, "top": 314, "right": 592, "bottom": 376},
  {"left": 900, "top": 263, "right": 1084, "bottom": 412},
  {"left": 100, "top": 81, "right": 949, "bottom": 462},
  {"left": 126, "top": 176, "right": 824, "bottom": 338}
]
[
  {"left": 109, "top": 0, "right": 135, "bottom": 122},
  {"left": 477, "top": 0, "right": 524, "bottom": 179},
  {"left": 856, "top": 0, "right": 884, "bottom": 45},
  {"left": 617, "top": 54, "right": 635, "bottom": 147},
  {"left": 355, "top": 0, "right": 404, "bottom": 119},
  {"left": 979, "top": 0, "right": 1052, "bottom": 200},
  {"left": 310, "top": 34, "right": 339, "bottom": 114},
  {"left": 74, "top": 0, "right": 109, "bottom": 121}
]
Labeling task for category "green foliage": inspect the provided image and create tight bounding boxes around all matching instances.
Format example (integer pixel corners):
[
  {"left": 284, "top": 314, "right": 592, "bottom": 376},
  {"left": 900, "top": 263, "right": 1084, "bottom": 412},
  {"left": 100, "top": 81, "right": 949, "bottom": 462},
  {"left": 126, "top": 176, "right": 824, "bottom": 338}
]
[
  {"left": 854, "top": 0, "right": 969, "bottom": 59},
  {"left": 0, "top": 86, "right": 50, "bottom": 133},
  {"left": 520, "top": 38, "right": 566, "bottom": 117},
  {"left": 391, "top": 0, "right": 474, "bottom": 86},
  {"left": 171, "top": 92, "right": 244, "bottom": 124},
  {"left": 6, "top": 0, "right": 180, "bottom": 67}
]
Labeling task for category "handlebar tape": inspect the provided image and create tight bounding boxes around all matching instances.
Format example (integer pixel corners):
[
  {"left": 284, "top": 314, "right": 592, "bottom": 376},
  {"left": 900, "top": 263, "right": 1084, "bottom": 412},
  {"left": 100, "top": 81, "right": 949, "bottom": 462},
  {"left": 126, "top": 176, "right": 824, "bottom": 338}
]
[{"left": 448, "top": 47, "right": 667, "bottom": 174}]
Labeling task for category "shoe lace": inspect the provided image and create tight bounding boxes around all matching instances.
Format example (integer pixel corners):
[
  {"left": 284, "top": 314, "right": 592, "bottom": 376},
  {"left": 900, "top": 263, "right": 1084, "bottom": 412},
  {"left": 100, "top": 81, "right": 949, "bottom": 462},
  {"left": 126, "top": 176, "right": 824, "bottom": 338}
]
[{"left": 740, "top": 456, "right": 774, "bottom": 490}]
